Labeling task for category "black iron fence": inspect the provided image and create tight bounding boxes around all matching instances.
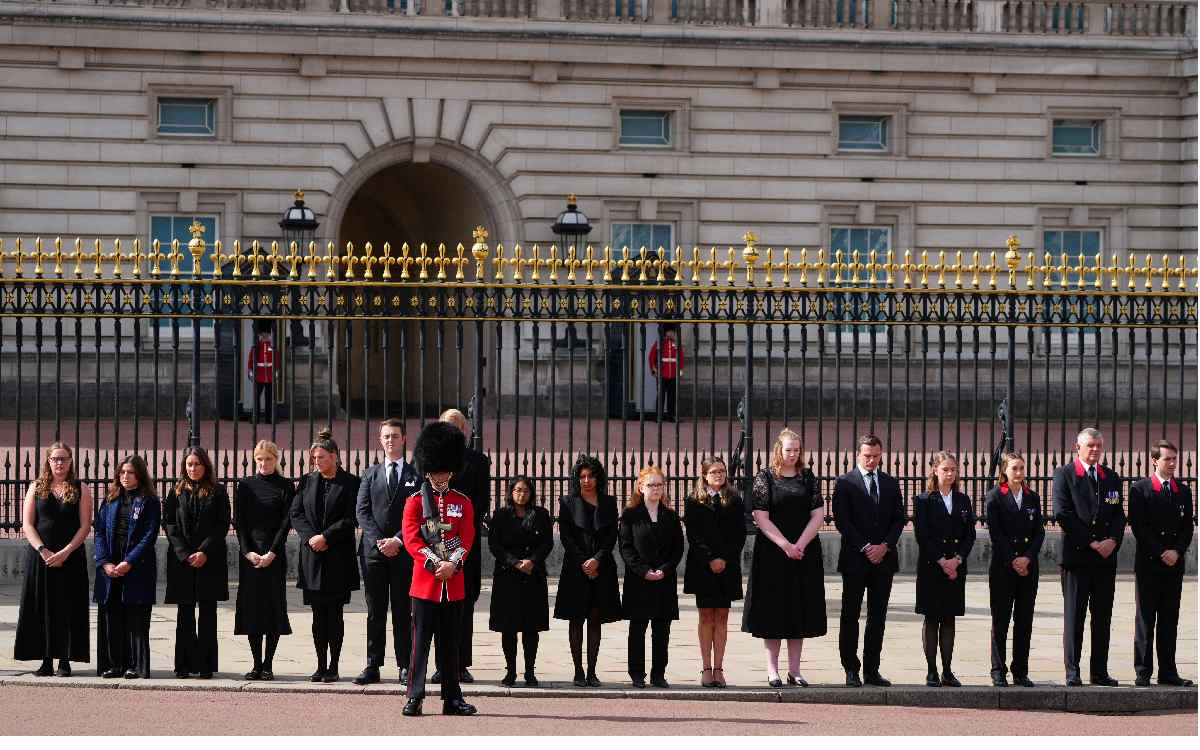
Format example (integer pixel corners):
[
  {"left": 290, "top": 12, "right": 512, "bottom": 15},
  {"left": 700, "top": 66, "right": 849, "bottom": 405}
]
[{"left": 0, "top": 230, "right": 1195, "bottom": 532}]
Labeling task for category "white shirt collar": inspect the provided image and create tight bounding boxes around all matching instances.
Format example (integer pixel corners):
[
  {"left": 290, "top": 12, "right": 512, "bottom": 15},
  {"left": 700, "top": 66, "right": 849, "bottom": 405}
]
[
  {"left": 1155, "top": 473, "right": 1173, "bottom": 488},
  {"left": 939, "top": 491, "right": 954, "bottom": 510},
  {"left": 1012, "top": 487, "right": 1023, "bottom": 505},
  {"left": 858, "top": 466, "right": 877, "bottom": 483}
]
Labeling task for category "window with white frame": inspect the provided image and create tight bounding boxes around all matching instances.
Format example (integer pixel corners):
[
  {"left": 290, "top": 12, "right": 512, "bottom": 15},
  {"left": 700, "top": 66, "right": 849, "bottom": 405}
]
[
  {"left": 612, "top": 223, "right": 673, "bottom": 254},
  {"left": 157, "top": 98, "right": 217, "bottom": 137},
  {"left": 837, "top": 115, "right": 890, "bottom": 153},
  {"left": 1044, "top": 229, "right": 1102, "bottom": 335},
  {"left": 619, "top": 110, "right": 672, "bottom": 147},
  {"left": 1051, "top": 120, "right": 1102, "bottom": 157},
  {"left": 831, "top": 226, "right": 890, "bottom": 334}
]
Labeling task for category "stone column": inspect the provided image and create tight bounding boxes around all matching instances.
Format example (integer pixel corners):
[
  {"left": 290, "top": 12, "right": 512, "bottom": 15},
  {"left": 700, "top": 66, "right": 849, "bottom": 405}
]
[
  {"left": 870, "top": 0, "right": 891, "bottom": 29},
  {"left": 537, "top": 0, "right": 564, "bottom": 18},
  {"left": 975, "top": 0, "right": 1003, "bottom": 32},
  {"left": 1085, "top": 1, "right": 1108, "bottom": 34},
  {"left": 651, "top": 0, "right": 672, "bottom": 21},
  {"left": 759, "top": 0, "right": 786, "bottom": 26}
]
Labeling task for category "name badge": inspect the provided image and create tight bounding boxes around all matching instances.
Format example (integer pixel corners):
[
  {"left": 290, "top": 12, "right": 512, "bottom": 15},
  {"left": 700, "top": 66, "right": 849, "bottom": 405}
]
[{"left": 446, "top": 504, "right": 463, "bottom": 518}]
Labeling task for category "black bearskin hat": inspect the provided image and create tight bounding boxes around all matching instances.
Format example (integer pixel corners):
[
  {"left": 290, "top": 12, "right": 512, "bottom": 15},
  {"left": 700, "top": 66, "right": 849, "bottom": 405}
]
[{"left": 413, "top": 421, "right": 466, "bottom": 476}]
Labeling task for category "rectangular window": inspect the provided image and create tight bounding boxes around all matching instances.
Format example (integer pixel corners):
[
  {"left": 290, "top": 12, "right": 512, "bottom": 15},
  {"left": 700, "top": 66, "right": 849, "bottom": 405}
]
[
  {"left": 831, "top": 226, "right": 890, "bottom": 334},
  {"left": 1044, "top": 230, "right": 1102, "bottom": 285},
  {"left": 157, "top": 98, "right": 216, "bottom": 137},
  {"left": 611, "top": 223, "right": 673, "bottom": 255},
  {"left": 1052, "top": 120, "right": 1102, "bottom": 157},
  {"left": 151, "top": 215, "right": 218, "bottom": 328},
  {"left": 838, "top": 116, "right": 889, "bottom": 152},
  {"left": 619, "top": 110, "right": 671, "bottom": 147}
]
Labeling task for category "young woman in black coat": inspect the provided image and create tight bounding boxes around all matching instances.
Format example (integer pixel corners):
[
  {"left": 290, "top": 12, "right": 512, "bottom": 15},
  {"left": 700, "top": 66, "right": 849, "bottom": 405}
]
[
  {"left": 619, "top": 466, "right": 684, "bottom": 689},
  {"left": 913, "top": 450, "right": 976, "bottom": 687},
  {"left": 233, "top": 439, "right": 294, "bottom": 680},
  {"left": 290, "top": 429, "right": 361, "bottom": 683},
  {"left": 553, "top": 454, "right": 622, "bottom": 687},
  {"left": 488, "top": 476, "right": 554, "bottom": 687},
  {"left": 163, "top": 446, "right": 231, "bottom": 679},
  {"left": 683, "top": 456, "right": 746, "bottom": 688}
]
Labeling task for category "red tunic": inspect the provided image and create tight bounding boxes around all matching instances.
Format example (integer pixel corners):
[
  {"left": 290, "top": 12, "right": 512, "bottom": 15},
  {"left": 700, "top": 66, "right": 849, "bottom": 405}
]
[
  {"left": 402, "top": 486, "right": 476, "bottom": 602},
  {"left": 247, "top": 340, "right": 275, "bottom": 384},
  {"left": 648, "top": 337, "right": 682, "bottom": 380}
]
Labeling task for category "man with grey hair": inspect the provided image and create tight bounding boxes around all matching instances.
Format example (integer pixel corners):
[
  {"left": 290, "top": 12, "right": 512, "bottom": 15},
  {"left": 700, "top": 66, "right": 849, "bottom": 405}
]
[{"left": 1052, "top": 427, "right": 1126, "bottom": 687}]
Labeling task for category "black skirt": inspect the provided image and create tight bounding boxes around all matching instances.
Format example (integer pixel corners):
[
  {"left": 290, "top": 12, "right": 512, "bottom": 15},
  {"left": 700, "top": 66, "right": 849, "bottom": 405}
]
[{"left": 13, "top": 491, "right": 90, "bottom": 663}]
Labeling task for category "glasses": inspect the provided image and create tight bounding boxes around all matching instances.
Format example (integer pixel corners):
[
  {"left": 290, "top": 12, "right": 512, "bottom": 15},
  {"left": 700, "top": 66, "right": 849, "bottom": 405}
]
[
  {"left": 705, "top": 469, "right": 726, "bottom": 475},
  {"left": 49, "top": 457, "right": 71, "bottom": 463},
  {"left": 642, "top": 482, "right": 665, "bottom": 488}
]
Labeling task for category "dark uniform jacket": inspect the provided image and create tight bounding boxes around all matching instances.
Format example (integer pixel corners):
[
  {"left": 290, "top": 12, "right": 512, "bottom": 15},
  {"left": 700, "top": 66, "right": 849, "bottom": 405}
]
[
  {"left": 832, "top": 468, "right": 906, "bottom": 575},
  {"left": 1129, "top": 476, "right": 1193, "bottom": 577},
  {"left": 1052, "top": 459, "right": 1125, "bottom": 570},
  {"left": 163, "top": 484, "right": 231, "bottom": 603},
  {"left": 984, "top": 484, "right": 1045, "bottom": 574},
  {"left": 450, "top": 446, "right": 491, "bottom": 603},
  {"left": 913, "top": 490, "right": 976, "bottom": 574},
  {"left": 291, "top": 468, "right": 361, "bottom": 595}
]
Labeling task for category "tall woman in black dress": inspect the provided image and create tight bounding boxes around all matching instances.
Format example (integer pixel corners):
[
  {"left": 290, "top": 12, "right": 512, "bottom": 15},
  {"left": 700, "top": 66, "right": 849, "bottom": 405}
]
[
  {"left": 554, "top": 454, "right": 622, "bottom": 687},
  {"left": 619, "top": 465, "right": 684, "bottom": 689},
  {"left": 233, "top": 439, "right": 294, "bottom": 680},
  {"left": 683, "top": 456, "right": 746, "bottom": 688},
  {"left": 741, "top": 428, "right": 827, "bottom": 687},
  {"left": 291, "top": 429, "right": 360, "bottom": 682},
  {"left": 163, "top": 446, "right": 231, "bottom": 679},
  {"left": 14, "top": 442, "right": 92, "bottom": 676},
  {"left": 488, "top": 476, "right": 554, "bottom": 687},
  {"left": 913, "top": 450, "right": 976, "bottom": 687}
]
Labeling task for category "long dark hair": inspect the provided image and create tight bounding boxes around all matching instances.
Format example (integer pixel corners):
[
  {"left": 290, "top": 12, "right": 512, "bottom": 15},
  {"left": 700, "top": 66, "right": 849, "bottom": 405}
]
[
  {"left": 568, "top": 454, "right": 607, "bottom": 498},
  {"left": 106, "top": 454, "right": 153, "bottom": 503},
  {"left": 505, "top": 476, "right": 537, "bottom": 508},
  {"left": 175, "top": 446, "right": 216, "bottom": 498}
]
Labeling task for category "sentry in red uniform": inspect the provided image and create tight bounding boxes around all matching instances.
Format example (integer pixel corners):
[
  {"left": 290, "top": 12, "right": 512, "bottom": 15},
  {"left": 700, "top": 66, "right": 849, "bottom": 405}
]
[
  {"left": 247, "top": 338, "right": 275, "bottom": 384},
  {"left": 648, "top": 334, "right": 682, "bottom": 380},
  {"left": 402, "top": 484, "right": 475, "bottom": 603}
]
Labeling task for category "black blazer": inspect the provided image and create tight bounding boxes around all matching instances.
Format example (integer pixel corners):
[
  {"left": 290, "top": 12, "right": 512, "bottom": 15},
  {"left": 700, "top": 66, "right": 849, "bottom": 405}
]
[
  {"left": 618, "top": 502, "right": 685, "bottom": 621},
  {"left": 832, "top": 468, "right": 906, "bottom": 575},
  {"left": 1129, "top": 476, "right": 1193, "bottom": 577},
  {"left": 291, "top": 468, "right": 361, "bottom": 594},
  {"left": 984, "top": 484, "right": 1045, "bottom": 573},
  {"left": 489, "top": 504, "right": 554, "bottom": 579},
  {"left": 356, "top": 458, "right": 420, "bottom": 561},
  {"left": 913, "top": 490, "right": 976, "bottom": 574},
  {"left": 163, "top": 484, "right": 231, "bottom": 603},
  {"left": 1052, "top": 460, "right": 1125, "bottom": 570},
  {"left": 557, "top": 493, "right": 619, "bottom": 569}
]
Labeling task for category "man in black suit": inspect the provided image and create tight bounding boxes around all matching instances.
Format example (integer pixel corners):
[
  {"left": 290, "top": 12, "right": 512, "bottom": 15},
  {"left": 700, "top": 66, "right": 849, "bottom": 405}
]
[
  {"left": 1128, "top": 439, "right": 1194, "bottom": 687},
  {"left": 832, "top": 434, "right": 907, "bottom": 687},
  {"left": 1052, "top": 427, "right": 1125, "bottom": 687},
  {"left": 430, "top": 408, "right": 492, "bottom": 685},
  {"left": 353, "top": 418, "right": 421, "bottom": 686}
]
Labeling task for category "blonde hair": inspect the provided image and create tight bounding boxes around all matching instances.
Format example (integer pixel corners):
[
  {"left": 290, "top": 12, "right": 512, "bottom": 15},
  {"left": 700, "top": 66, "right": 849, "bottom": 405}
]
[
  {"left": 253, "top": 440, "right": 281, "bottom": 462},
  {"left": 997, "top": 451, "right": 1027, "bottom": 492},
  {"left": 35, "top": 441, "right": 78, "bottom": 505},
  {"left": 693, "top": 455, "right": 734, "bottom": 507},
  {"left": 925, "top": 450, "right": 959, "bottom": 494},
  {"left": 627, "top": 465, "right": 666, "bottom": 510},
  {"left": 770, "top": 428, "right": 803, "bottom": 477}
]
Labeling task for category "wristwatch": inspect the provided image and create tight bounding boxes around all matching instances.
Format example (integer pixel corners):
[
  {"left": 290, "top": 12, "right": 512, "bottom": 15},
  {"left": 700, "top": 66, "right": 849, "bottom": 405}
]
[{"left": 36, "top": 545, "right": 46, "bottom": 553}]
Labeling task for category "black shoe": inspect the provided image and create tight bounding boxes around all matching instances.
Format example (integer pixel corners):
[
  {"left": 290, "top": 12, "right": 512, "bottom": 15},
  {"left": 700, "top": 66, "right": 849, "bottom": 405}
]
[
  {"left": 402, "top": 698, "right": 423, "bottom": 717},
  {"left": 1159, "top": 676, "right": 1195, "bottom": 687},
  {"left": 55, "top": 662, "right": 72, "bottom": 678},
  {"left": 524, "top": 673, "right": 539, "bottom": 688},
  {"left": 353, "top": 667, "right": 380, "bottom": 686},
  {"left": 442, "top": 699, "right": 478, "bottom": 716},
  {"left": 1135, "top": 676, "right": 1152, "bottom": 687},
  {"left": 631, "top": 676, "right": 646, "bottom": 689},
  {"left": 650, "top": 677, "right": 670, "bottom": 689},
  {"left": 864, "top": 673, "right": 892, "bottom": 687},
  {"left": 102, "top": 669, "right": 124, "bottom": 679},
  {"left": 573, "top": 671, "right": 587, "bottom": 687},
  {"left": 173, "top": 670, "right": 190, "bottom": 679},
  {"left": 991, "top": 674, "right": 1009, "bottom": 687},
  {"left": 1090, "top": 675, "right": 1119, "bottom": 687},
  {"left": 1012, "top": 675, "right": 1034, "bottom": 688},
  {"left": 260, "top": 670, "right": 274, "bottom": 681},
  {"left": 768, "top": 677, "right": 784, "bottom": 688},
  {"left": 322, "top": 671, "right": 339, "bottom": 683},
  {"left": 34, "top": 661, "right": 54, "bottom": 677},
  {"left": 941, "top": 672, "right": 961, "bottom": 688},
  {"left": 926, "top": 670, "right": 941, "bottom": 687},
  {"left": 786, "top": 673, "right": 809, "bottom": 687},
  {"left": 845, "top": 671, "right": 863, "bottom": 687},
  {"left": 398, "top": 668, "right": 408, "bottom": 686},
  {"left": 429, "top": 670, "right": 442, "bottom": 684},
  {"left": 459, "top": 669, "right": 475, "bottom": 684},
  {"left": 1065, "top": 677, "right": 1083, "bottom": 687},
  {"left": 310, "top": 669, "right": 325, "bottom": 683},
  {"left": 245, "top": 669, "right": 263, "bottom": 681},
  {"left": 123, "top": 670, "right": 140, "bottom": 679},
  {"left": 196, "top": 672, "right": 213, "bottom": 680},
  {"left": 586, "top": 674, "right": 602, "bottom": 688},
  {"left": 500, "top": 670, "right": 517, "bottom": 687}
]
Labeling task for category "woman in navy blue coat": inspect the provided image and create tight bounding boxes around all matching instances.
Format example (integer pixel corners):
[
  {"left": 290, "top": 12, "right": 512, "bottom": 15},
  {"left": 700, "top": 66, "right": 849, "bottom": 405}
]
[{"left": 94, "top": 455, "right": 160, "bottom": 679}]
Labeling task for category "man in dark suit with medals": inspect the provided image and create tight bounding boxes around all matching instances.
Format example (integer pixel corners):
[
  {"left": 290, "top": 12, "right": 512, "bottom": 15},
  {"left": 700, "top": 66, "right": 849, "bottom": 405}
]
[
  {"left": 402, "top": 421, "right": 477, "bottom": 717},
  {"left": 353, "top": 418, "right": 421, "bottom": 686},
  {"left": 832, "top": 434, "right": 907, "bottom": 687},
  {"left": 1129, "top": 439, "right": 1195, "bottom": 687},
  {"left": 1052, "top": 427, "right": 1125, "bottom": 687},
  {"left": 431, "top": 408, "right": 491, "bottom": 685}
]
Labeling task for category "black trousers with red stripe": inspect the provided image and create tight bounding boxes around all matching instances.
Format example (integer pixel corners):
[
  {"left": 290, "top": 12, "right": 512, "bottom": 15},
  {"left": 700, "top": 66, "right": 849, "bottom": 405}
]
[{"left": 407, "top": 597, "right": 463, "bottom": 704}]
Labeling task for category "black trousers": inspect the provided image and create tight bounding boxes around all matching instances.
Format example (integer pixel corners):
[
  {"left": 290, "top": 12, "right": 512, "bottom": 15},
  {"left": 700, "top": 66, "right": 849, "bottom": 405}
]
[
  {"left": 1060, "top": 566, "right": 1116, "bottom": 681},
  {"left": 657, "top": 378, "right": 677, "bottom": 420},
  {"left": 435, "top": 592, "right": 475, "bottom": 672},
  {"left": 628, "top": 618, "right": 671, "bottom": 680},
  {"left": 362, "top": 554, "right": 412, "bottom": 669},
  {"left": 252, "top": 382, "right": 273, "bottom": 422},
  {"left": 839, "top": 565, "right": 894, "bottom": 675},
  {"left": 988, "top": 566, "right": 1038, "bottom": 679},
  {"left": 409, "top": 598, "right": 463, "bottom": 704},
  {"left": 98, "top": 590, "right": 151, "bottom": 677},
  {"left": 1134, "top": 570, "right": 1184, "bottom": 680},
  {"left": 174, "top": 601, "right": 218, "bottom": 674}
]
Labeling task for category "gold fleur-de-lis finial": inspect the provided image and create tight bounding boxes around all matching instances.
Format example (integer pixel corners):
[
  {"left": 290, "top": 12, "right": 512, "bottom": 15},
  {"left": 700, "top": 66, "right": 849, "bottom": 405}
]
[{"left": 472, "top": 226, "right": 489, "bottom": 243}]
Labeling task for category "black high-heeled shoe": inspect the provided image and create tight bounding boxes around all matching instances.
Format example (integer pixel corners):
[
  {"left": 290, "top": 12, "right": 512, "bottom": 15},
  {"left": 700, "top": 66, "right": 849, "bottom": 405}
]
[
  {"left": 500, "top": 670, "right": 517, "bottom": 687},
  {"left": 34, "top": 660, "right": 54, "bottom": 677},
  {"left": 786, "top": 673, "right": 809, "bottom": 687},
  {"left": 56, "top": 661, "right": 72, "bottom": 677},
  {"left": 767, "top": 675, "right": 783, "bottom": 688}
]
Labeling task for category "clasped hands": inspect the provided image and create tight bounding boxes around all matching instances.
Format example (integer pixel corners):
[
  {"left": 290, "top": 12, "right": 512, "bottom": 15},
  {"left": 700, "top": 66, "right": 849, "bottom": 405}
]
[
  {"left": 102, "top": 561, "right": 133, "bottom": 578},
  {"left": 38, "top": 547, "right": 69, "bottom": 568},
  {"left": 581, "top": 558, "right": 600, "bottom": 580},
  {"left": 307, "top": 534, "right": 329, "bottom": 552},
  {"left": 1010, "top": 555, "right": 1031, "bottom": 577},
  {"left": 513, "top": 559, "right": 535, "bottom": 574},
  {"left": 376, "top": 537, "right": 402, "bottom": 558},
  {"left": 938, "top": 555, "right": 961, "bottom": 580},
  {"left": 243, "top": 550, "right": 277, "bottom": 569},
  {"left": 1089, "top": 538, "right": 1117, "bottom": 559},
  {"left": 862, "top": 543, "right": 888, "bottom": 565},
  {"left": 1160, "top": 549, "right": 1180, "bottom": 567}
]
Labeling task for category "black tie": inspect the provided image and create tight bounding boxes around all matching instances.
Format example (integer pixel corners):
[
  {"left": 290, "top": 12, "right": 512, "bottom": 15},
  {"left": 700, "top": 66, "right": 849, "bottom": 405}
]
[
  {"left": 387, "top": 462, "right": 399, "bottom": 497},
  {"left": 1087, "top": 466, "right": 1099, "bottom": 495},
  {"left": 1161, "top": 481, "right": 1172, "bottom": 501},
  {"left": 867, "top": 473, "right": 880, "bottom": 505}
]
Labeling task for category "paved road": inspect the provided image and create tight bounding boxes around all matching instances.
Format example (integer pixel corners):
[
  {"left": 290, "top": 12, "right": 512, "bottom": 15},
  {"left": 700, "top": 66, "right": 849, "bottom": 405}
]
[{"left": 1, "top": 685, "right": 1194, "bottom": 735}]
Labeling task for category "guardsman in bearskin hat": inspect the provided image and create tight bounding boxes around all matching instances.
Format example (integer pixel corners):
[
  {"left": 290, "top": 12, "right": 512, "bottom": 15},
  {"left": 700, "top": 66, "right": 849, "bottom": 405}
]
[{"left": 401, "top": 422, "right": 478, "bottom": 717}]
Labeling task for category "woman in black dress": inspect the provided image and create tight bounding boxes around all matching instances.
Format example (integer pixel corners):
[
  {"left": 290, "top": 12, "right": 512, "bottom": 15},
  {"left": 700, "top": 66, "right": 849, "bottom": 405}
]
[
  {"left": 619, "top": 466, "right": 684, "bottom": 689},
  {"left": 291, "top": 429, "right": 360, "bottom": 682},
  {"left": 914, "top": 450, "right": 976, "bottom": 687},
  {"left": 741, "top": 428, "right": 827, "bottom": 687},
  {"left": 553, "top": 454, "right": 622, "bottom": 687},
  {"left": 488, "top": 476, "right": 554, "bottom": 687},
  {"left": 683, "top": 456, "right": 746, "bottom": 688},
  {"left": 233, "top": 439, "right": 294, "bottom": 680},
  {"left": 163, "top": 446, "right": 231, "bottom": 679},
  {"left": 14, "top": 442, "right": 92, "bottom": 676}
]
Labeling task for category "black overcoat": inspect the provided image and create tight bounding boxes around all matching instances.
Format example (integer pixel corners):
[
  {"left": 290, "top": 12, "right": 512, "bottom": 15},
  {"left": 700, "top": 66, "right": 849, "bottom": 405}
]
[
  {"left": 163, "top": 484, "right": 231, "bottom": 603},
  {"left": 1129, "top": 476, "right": 1193, "bottom": 577},
  {"left": 913, "top": 490, "right": 976, "bottom": 617},
  {"left": 291, "top": 468, "right": 361, "bottom": 597},
  {"left": 488, "top": 504, "right": 553, "bottom": 633},
  {"left": 682, "top": 494, "right": 746, "bottom": 605},
  {"left": 233, "top": 472, "right": 294, "bottom": 635},
  {"left": 553, "top": 493, "right": 622, "bottom": 623},
  {"left": 619, "top": 503, "right": 684, "bottom": 621},
  {"left": 450, "top": 447, "right": 491, "bottom": 603}
]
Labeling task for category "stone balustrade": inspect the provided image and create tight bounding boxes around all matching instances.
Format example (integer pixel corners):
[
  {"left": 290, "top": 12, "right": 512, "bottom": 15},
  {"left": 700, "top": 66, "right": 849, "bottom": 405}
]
[{"left": 0, "top": 0, "right": 1193, "bottom": 35}]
